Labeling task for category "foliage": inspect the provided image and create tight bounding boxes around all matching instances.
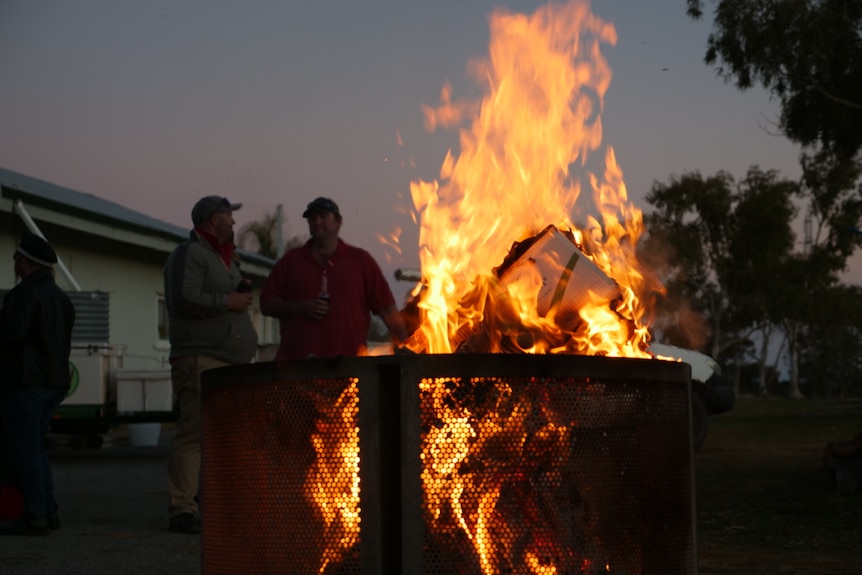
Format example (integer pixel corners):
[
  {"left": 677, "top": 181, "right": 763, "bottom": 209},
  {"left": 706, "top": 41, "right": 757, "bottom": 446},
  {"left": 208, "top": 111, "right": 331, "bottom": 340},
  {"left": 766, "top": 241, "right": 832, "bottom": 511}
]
[
  {"left": 800, "top": 148, "right": 862, "bottom": 266},
  {"left": 686, "top": 0, "right": 862, "bottom": 159},
  {"left": 642, "top": 167, "right": 798, "bottom": 368},
  {"left": 798, "top": 284, "right": 862, "bottom": 398},
  {"left": 237, "top": 212, "right": 280, "bottom": 259},
  {"left": 639, "top": 170, "right": 735, "bottom": 352},
  {"left": 237, "top": 210, "right": 307, "bottom": 259}
]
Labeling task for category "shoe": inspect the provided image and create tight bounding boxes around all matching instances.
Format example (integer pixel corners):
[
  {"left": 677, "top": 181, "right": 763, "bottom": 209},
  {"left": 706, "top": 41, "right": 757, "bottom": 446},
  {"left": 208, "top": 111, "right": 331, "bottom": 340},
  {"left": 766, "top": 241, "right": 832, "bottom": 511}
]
[
  {"left": 0, "top": 514, "right": 50, "bottom": 536},
  {"left": 168, "top": 512, "right": 200, "bottom": 534},
  {"left": 47, "top": 507, "right": 60, "bottom": 531}
]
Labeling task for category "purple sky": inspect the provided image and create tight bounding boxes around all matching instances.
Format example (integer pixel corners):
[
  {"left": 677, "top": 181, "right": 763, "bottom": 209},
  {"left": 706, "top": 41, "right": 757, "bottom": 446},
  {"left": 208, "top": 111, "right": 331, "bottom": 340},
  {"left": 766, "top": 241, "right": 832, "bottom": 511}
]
[{"left": 2, "top": 1, "right": 856, "bottom": 299}]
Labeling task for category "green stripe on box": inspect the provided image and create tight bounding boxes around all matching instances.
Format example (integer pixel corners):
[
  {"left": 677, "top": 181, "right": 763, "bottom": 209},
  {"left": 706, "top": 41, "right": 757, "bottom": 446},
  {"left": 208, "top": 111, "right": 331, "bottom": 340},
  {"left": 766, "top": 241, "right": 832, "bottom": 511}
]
[{"left": 549, "top": 251, "right": 580, "bottom": 312}]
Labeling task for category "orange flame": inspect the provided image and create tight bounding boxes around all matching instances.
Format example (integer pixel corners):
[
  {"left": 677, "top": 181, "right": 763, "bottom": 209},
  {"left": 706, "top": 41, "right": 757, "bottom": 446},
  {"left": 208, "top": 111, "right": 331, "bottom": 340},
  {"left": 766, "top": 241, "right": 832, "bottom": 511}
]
[
  {"left": 305, "top": 380, "right": 361, "bottom": 574},
  {"left": 309, "top": 2, "right": 666, "bottom": 574},
  {"left": 407, "top": 0, "right": 661, "bottom": 358}
]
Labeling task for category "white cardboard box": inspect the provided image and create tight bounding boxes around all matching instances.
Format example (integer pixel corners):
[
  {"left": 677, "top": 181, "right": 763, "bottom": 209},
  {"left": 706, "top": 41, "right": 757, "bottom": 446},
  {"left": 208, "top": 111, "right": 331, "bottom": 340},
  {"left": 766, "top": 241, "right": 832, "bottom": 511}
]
[
  {"left": 115, "top": 369, "right": 173, "bottom": 414},
  {"left": 498, "top": 225, "right": 620, "bottom": 316}
]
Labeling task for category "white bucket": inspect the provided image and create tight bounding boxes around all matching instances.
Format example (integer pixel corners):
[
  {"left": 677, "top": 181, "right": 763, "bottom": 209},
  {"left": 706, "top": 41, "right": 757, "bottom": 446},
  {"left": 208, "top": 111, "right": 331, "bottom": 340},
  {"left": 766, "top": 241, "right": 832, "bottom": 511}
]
[{"left": 127, "top": 423, "right": 162, "bottom": 447}]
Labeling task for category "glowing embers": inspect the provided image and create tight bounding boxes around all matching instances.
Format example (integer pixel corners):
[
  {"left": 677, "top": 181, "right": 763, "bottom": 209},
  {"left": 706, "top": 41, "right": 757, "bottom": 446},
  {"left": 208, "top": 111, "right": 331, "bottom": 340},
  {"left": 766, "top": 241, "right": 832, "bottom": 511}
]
[
  {"left": 305, "top": 378, "right": 362, "bottom": 574},
  {"left": 420, "top": 374, "right": 609, "bottom": 575}
]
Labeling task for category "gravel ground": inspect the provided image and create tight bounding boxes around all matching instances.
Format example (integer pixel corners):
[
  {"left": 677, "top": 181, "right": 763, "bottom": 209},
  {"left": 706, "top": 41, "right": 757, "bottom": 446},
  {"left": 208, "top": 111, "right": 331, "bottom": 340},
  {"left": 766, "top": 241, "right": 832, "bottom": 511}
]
[{"left": 0, "top": 428, "right": 201, "bottom": 575}]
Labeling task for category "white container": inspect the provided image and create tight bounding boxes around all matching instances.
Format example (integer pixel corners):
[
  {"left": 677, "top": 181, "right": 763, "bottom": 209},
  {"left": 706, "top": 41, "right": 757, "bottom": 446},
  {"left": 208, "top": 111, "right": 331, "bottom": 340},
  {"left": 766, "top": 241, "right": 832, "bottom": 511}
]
[
  {"left": 66, "top": 344, "right": 124, "bottom": 407},
  {"left": 115, "top": 370, "right": 173, "bottom": 414},
  {"left": 127, "top": 423, "right": 162, "bottom": 447}
]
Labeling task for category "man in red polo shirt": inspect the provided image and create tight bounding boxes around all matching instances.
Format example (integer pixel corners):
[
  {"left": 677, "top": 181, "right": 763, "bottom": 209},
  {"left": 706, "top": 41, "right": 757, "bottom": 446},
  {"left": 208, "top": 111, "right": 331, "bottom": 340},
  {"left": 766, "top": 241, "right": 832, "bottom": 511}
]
[{"left": 260, "top": 197, "right": 407, "bottom": 360}]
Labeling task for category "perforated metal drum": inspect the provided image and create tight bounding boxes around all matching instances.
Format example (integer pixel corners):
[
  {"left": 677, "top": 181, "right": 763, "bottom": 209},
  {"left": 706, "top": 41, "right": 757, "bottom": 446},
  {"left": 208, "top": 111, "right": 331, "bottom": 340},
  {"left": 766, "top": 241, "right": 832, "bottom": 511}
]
[{"left": 201, "top": 354, "right": 694, "bottom": 575}]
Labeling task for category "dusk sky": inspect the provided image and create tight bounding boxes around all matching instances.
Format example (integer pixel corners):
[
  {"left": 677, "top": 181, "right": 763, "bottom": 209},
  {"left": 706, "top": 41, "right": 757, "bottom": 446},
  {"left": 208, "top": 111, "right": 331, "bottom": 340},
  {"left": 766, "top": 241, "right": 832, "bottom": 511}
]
[{"left": 3, "top": 1, "right": 856, "bottom": 296}]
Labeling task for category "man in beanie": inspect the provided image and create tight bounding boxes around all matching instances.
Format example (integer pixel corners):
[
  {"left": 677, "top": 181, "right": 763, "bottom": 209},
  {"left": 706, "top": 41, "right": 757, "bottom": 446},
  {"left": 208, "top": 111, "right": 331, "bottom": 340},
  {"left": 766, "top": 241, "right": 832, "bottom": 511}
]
[
  {"left": 163, "top": 196, "right": 258, "bottom": 534},
  {"left": 261, "top": 196, "right": 406, "bottom": 359},
  {"left": 0, "top": 233, "right": 75, "bottom": 536}
]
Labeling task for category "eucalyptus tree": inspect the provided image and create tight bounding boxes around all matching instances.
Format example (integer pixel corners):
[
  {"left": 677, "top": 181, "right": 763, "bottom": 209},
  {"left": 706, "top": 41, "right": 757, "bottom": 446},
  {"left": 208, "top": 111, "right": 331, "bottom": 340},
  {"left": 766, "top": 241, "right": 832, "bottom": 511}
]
[
  {"left": 798, "top": 284, "right": 862, "bottom": 398},
  {"left": 643, "top": 167, "right": 799, "bottom": 393},
  {"left": 686, "top": 0, "right": 862, "bottom": 159},
  {"left": 725, "top": 168, "right": 798, "bottom": 394},
  {"left": 678, "top": 1, "right": 862, "bottom": 395}
]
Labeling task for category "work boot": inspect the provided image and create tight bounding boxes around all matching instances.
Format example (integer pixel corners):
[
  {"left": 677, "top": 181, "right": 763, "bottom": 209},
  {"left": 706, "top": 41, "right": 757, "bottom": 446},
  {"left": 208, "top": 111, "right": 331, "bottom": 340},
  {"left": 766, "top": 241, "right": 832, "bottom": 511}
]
[{"left": 168, "top": 512, "right": 200, "bottom": 534}]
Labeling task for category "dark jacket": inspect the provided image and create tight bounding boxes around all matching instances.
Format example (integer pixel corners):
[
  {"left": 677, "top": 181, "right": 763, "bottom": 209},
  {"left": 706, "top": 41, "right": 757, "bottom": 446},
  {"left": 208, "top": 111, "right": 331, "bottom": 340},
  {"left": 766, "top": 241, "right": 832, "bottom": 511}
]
[
  {"left": 0, "top": 268, "right": 76, "bottom": 389},
  {"left": 164, "top": 232, "right": 258, "bottom": 364}
]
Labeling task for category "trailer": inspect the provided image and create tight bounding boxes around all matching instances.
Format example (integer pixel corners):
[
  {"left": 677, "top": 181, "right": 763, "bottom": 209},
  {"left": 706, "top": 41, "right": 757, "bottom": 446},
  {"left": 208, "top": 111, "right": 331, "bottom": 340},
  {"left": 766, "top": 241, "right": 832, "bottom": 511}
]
[
  {"left": 52, "top": 343, "right": 175, "bottom": 447},
  {"left": 36, "top": 290, "right": 177, "bottom": 448}
]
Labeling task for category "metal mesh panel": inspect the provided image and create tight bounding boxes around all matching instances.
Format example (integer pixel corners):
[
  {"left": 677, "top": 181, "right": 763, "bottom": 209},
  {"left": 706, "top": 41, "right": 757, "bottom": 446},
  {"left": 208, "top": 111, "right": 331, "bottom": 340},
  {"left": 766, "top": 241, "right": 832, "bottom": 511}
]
[
  {"left": 201, "top": 355, "right": 694, "bottom": 575},
  {"left": 414, "top": 375, "right": 693, "bottom": 575},
  {"left": 202, "top": 364, "right": 368, "bottom": 575}
]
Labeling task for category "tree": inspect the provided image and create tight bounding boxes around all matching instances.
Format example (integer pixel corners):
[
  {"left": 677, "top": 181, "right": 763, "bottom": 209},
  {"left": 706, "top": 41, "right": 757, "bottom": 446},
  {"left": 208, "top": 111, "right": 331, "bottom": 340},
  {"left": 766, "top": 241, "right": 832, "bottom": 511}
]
[
  {"left": 237, "top": 209, "right": 307, "bottom": 259},
  {"left": 797, "top": 284, "right": 862, "bottom": 398},
  {"left": 686, "top": 0, "right": 862, "bottom": 159},
  {"left": 237, "top": 212, "right": 280, "bottom": 259},
  {"left": 640, "top": 170, "right": 734, "bottom": 356},
  {"left": 725, "top": 169, "right": 798, "bottom": 394},
  {"left": 682, "top": 1, "right": 862, "bottom": 396},
  {"left": 642, "top": 167, "right": 799, "bottom": 393}
]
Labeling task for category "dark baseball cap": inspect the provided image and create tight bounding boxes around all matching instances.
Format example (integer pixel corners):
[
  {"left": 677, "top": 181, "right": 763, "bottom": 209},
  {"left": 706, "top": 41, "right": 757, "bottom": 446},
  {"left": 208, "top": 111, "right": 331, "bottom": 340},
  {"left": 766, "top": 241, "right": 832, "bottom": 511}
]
[
  {"left": 302, "top": 197, "right": 340, "bottom": 218},
  {"left": 191, "top": 196, "right": 242, "bottom": 226}
]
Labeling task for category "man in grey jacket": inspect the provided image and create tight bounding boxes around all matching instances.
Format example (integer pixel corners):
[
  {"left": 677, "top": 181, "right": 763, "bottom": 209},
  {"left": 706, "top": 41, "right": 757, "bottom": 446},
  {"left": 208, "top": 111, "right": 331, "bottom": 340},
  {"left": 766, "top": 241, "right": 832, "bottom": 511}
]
[{"left": 164, "top": 196, "right": 258, "bottom": 534}]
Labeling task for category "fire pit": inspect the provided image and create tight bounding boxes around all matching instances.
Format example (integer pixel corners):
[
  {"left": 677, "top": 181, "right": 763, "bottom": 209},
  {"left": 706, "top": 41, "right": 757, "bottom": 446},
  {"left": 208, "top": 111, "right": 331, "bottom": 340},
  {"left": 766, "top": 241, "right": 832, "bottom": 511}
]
[{"left": 200, "top": 354, "right": 694, "bottom": 575}]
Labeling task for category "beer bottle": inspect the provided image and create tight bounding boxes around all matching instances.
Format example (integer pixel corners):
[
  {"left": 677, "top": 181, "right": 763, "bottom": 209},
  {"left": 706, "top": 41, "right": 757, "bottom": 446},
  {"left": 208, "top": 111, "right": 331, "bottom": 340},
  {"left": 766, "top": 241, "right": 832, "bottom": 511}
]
[{"left": 318, "top": 270, "right": 330, "bottom": 316}]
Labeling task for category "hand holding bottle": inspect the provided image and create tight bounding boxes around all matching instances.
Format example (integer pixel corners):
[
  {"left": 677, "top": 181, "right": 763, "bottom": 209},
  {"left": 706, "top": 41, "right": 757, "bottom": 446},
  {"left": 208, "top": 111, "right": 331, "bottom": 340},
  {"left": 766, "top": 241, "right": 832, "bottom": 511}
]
[{"left": 314, "top": 271, "right": 329, "bottom": 318}]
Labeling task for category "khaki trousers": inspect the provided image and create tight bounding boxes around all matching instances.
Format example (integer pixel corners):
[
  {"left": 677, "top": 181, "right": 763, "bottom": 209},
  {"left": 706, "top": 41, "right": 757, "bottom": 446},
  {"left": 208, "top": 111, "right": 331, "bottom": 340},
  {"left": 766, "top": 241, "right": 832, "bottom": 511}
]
[{"left": 167, "top": 355, "right": 231, "bottom": 518}]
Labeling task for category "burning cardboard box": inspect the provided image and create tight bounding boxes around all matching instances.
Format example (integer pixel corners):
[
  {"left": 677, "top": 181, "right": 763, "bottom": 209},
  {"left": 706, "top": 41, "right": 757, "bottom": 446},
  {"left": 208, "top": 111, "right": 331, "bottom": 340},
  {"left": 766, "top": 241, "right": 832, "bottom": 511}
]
[
  {"left": 403, "top": 225, "right": 631, "bottom": 355},
  {"left": 496, "top": 225, "right": 621, "bottom": 319}
]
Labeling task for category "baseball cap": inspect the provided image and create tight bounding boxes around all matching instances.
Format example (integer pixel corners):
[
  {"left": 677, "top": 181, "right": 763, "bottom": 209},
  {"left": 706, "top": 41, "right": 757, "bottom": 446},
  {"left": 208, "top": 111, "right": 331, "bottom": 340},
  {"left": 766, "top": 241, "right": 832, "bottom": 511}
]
[
  {"left": 302, "top": 197, "right": 340, "bottom": 218},
  {"left": 191, "top": 196, "right": 242, "bottom": 227}
]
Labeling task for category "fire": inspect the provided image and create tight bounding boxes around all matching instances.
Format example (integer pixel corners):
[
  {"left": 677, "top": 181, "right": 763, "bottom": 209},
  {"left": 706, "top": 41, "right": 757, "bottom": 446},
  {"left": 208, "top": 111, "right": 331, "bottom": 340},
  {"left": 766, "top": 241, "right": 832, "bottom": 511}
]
[
  {"left": 406, "top": 1, "right": 657, "bottom": 573},
  {"left": 407, "top": 0, "right": 661, "bottom": 358},
  {"left": 308, "top": 1, "right": 667, "bottom": 573},
  {"left": 305, "top": 380, "right": 361, "bottom": 574}
]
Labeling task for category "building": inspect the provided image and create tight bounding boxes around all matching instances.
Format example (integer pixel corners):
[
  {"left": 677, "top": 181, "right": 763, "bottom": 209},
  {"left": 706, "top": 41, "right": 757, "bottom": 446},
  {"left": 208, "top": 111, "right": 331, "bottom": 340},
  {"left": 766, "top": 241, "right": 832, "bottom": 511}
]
[{"left": 0, "top": 166, "right": 278, "bottom": 371}]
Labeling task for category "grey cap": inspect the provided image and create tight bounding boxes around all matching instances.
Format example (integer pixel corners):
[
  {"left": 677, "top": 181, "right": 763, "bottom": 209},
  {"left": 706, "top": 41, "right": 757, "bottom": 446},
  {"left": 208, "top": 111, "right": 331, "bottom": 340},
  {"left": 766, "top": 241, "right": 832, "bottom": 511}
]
[{"left": 191, "top": 196, "right": 242, "bottom": 226}]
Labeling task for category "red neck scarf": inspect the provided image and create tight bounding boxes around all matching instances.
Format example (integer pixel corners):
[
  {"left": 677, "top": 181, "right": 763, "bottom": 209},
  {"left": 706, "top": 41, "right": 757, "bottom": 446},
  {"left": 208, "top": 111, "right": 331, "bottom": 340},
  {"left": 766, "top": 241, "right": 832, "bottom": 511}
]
[{"left": 194, "top": 227, "right": 234, "bottom": 268}]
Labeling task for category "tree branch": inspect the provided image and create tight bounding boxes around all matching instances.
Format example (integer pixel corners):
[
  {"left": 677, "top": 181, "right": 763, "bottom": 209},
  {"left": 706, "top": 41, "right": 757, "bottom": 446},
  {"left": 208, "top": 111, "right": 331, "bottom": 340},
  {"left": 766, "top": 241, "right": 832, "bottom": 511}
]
[{"left": 811, "top": 81, "right": 862, "bottom": 111}]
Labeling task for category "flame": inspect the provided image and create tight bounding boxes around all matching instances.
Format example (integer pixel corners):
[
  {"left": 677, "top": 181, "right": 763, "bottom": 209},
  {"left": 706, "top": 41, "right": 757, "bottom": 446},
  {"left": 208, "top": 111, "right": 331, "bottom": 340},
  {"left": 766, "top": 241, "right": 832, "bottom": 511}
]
[
  {"left": 308, "top": 2, "right": 670, "bottom": 573},
  {"left": 406, "top": 0, "right": 662, "bottom": 358},
  {"left": 305, "top": 380, "right": 361, "bottom": 574},
  {"left": 404, "top": 2, "right": 666, "bottom": 574}
]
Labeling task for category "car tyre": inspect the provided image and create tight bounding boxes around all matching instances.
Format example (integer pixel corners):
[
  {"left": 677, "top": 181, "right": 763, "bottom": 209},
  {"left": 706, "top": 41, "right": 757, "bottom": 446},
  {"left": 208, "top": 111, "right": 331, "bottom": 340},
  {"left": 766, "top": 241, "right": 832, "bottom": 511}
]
[{"left": 691, "top": 392, "right": 708, "bottom": 451}]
